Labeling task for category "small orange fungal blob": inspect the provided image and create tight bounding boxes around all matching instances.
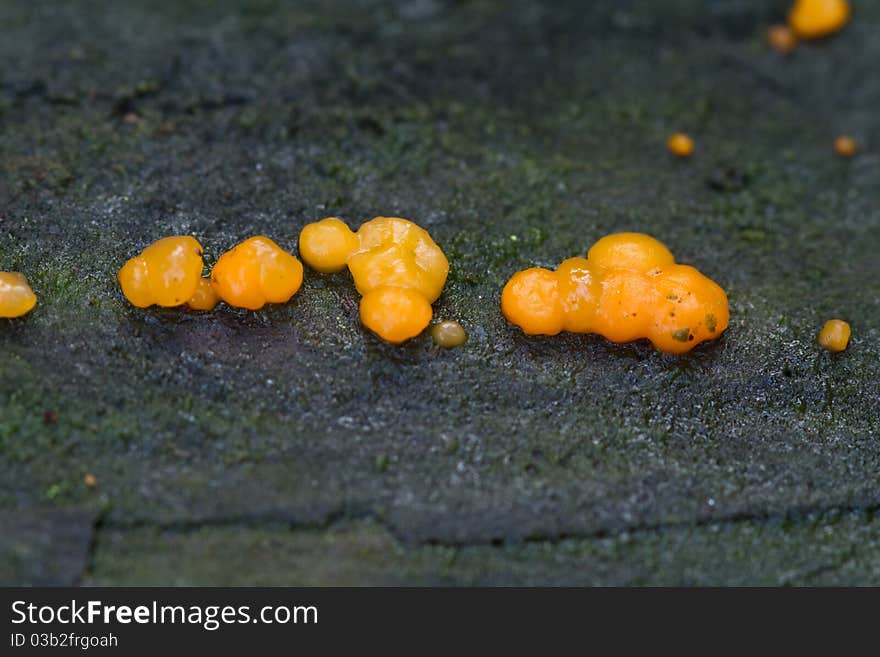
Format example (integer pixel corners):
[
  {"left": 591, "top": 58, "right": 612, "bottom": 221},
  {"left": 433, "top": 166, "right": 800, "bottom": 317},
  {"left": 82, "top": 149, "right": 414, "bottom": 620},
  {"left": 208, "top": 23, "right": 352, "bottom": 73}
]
[
  {"left": 788, "top": 0, "right": 850, "bottom": 39},
  {"left": 817, "top": 319, "right": 850, "bottom": 352},
  {"left": 0, "top": 272, "right": 37, "bottom": 318},
  {"left": 298, "top": 217, "right": 360, "bottom": 274},
  {"left": 767, "top": 24, "right": 798, "bottom": 54},
  {"left": 667, "top": 133, "right": 694, "bottom": 158},
  {"left": 210, "top": 236, "right": 303, "bottom": 310},
  {"left": 431, "top": 320, "right": 467, "bottom": 348},
  {"left": 501, "top": 233, "right": 729, "bottom": 354},
  {"left": 833, "top": 135, "right": 858, "bottom": 157},
  {"left": 187, "top": 277, "right": 221, "bottom": 311},
  {"left": 118, "top": 236, "right": 204, "bottom": 308},
  {"left": 299, "top": 217, "right": 449, "bottom": 343},
  {"left": 502, "top": 268, "right": 564, "bottom": 337},
  {"left": 360, "top": 286, "right": 433, "bottom": 344}
]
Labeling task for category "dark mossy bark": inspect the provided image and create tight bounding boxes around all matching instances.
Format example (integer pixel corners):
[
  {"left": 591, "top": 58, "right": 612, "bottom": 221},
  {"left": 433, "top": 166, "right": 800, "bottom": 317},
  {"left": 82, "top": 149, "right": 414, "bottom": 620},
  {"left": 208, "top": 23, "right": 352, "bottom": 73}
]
[{"left": 1, "top": 0, "right": 878, "bottom": 585}]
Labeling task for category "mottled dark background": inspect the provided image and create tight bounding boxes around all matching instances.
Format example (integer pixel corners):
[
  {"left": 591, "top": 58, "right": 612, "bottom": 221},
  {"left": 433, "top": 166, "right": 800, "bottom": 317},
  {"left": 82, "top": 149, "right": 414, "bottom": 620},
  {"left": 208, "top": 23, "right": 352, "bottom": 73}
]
[{"left": 1, "top": 0, "right": 878, "bottom": 585}]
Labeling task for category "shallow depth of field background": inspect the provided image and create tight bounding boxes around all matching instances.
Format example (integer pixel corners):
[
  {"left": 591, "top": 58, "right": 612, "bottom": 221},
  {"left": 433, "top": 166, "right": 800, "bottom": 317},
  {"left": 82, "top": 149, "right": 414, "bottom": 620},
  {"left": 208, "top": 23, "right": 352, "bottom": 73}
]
[{"left": 1, "top": 0, "right": 878, "bottom": 585}]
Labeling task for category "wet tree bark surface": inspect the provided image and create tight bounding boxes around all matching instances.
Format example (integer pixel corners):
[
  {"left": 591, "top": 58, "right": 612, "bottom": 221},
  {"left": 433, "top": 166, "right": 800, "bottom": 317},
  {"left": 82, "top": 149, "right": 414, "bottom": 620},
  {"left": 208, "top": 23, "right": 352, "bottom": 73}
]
[{"left": 1, "top": 0, "right": 878, "bottom": 585}]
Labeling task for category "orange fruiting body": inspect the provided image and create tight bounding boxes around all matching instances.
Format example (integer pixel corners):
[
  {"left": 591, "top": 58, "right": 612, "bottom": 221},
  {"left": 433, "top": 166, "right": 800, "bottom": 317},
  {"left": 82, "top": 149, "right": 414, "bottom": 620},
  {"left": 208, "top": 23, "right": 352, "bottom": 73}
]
[
  {"left": 503, "top": 268, "right": 565, "bottom": 336},
  {"left": 833, "top": 135, "right": 858, "bottom": 157},
  {"left": 667, "top": 133, "right": 694, "bottom": 158},
  {"left": 118, "top": 236, "right": 204, "bottom": 308},
  {"left": 299, "top": 217, "right": 449, "bottom": 343},
  {"left": 360, "top": 286, "right": 433, "bottom": 344},
  {"left": 767, "top": 24, "right": 798, "bottom": 54},
  {"left": 788, "top": 0, "right": 850, "bottom": 39},
  {"left": 817, "top": 319, "right": 850, "bottom": 352},
  {"left": 298, "top": 217, "right": 360, "bottom": 274},
  {"left": 501, "top": 233, "right": 729, "bottom": 354},
  {"left": 0, "top": 272, "right": 37, "bottom": 318},
  {"left": 187, "top": 277, "right": 221, "bottom": 311},
  {"left": 210, "top": 236, "right": 303, "bottom": 310}
]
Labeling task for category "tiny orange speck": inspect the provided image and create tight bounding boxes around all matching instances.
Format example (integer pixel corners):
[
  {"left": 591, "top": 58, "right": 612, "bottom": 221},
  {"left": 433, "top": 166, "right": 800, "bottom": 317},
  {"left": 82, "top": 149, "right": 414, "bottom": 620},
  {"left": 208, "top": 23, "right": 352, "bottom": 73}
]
[
  {"left": 834, "top": 135, "right": 858, "bottom": 157},
  {"left": 667, "top": 133, "right": 694, "bottom": 158},
  {"left": 767, "top": 24, "right": 797, "bottom": 54},
  {"left": 83, "top": 473, "right": 97, "bottom": 488}
]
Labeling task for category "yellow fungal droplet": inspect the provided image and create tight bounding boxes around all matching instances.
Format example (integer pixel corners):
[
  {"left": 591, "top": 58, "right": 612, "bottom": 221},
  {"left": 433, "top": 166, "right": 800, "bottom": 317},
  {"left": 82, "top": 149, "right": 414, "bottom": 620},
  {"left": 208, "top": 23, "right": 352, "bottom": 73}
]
[
  {"left": 118, "top": 236, "right": 204, "bottom": 308},
  {"left": 0, "top": 272, "right": 37, "bottom": 318},
  {"left": 83, "top": 473, "right": 97, "bottom": 488},
  {"left": 667, "top": 133, "right": 694, "bottom": 158},
  {"left": 789, "top": 0, "right": 850, "bottom": 40},
  {"left": 299, "top": 217, "right": 449, "bottom": 343},
  {"left": 817, "top": 319, "right": 850, "bottom": 352},
  {"left": 501, "top": 233, "right": 729, "bottom": 354},
  {"left": 431, "top": 320, "right": 467, "bottom": 348},
  {"left": 210, "top": 236, "right": 303, "bottom": 310},
  {"left": 187, "top": 277, "right": 221, "bottom": 311}
]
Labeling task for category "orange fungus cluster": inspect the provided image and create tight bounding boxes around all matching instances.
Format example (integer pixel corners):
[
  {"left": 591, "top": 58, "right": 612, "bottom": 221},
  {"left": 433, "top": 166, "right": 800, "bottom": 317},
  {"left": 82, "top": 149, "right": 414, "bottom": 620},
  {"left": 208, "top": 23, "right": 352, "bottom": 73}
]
[
  {"left": 501, "top": 233, "right": 729, "bottom": 354},
  {"left": 766, "top": 1, "right": 850, "bottom": 55},
  {"left": 118, "top": 235, "right": 302, "bottom": 312},
  {"left": 299, "top": 217, "right": 449, "bottom": 343}
]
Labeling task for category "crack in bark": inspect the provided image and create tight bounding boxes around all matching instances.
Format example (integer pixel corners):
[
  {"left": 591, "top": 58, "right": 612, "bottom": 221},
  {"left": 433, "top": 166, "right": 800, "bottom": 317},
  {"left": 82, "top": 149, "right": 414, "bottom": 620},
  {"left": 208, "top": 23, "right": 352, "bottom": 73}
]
[{"left": 90, "top": 500, "right": 880, "bottom": 549}]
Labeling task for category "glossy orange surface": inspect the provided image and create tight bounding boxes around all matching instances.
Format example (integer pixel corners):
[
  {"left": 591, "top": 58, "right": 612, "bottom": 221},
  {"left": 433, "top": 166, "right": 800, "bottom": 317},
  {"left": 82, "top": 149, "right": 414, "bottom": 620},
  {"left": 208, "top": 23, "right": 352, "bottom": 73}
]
[
  {"left": 501, "top": 233, "right": 729, "bottom": 354},
  {"left": 210, "top": 236, "right": 303, "bottom": 310},
  {"left": 817, "top": 319, "right": 850, "bottom": 352},
  {"left": 0, "top": 272, "right": 37, "bottom": 318},
  {"left": 118, "top": 236, "right": 204, "bottom": 308},
  {"left": 187, "top": 277, "right": 221, "bottom": 311}
]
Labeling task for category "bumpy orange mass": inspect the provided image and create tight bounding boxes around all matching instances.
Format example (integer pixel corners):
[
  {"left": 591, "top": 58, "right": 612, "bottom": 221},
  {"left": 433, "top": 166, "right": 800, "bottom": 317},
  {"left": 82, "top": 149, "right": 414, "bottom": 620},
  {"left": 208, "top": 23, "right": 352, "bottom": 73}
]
[
  {"left": 501, "top": 233, "right": 729, "bottom": 354},
  {"left": 118, "top": 236, "right": 204, "bottom": 308},
  {"left": 210, "top": 236, "right": 303, "bottom": 310},
  {"left": 0, "top": 272, "right": 37, "bottom": 318},
  {"left": 298, "top": 217, "right": 449, "bottom": 343}
]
